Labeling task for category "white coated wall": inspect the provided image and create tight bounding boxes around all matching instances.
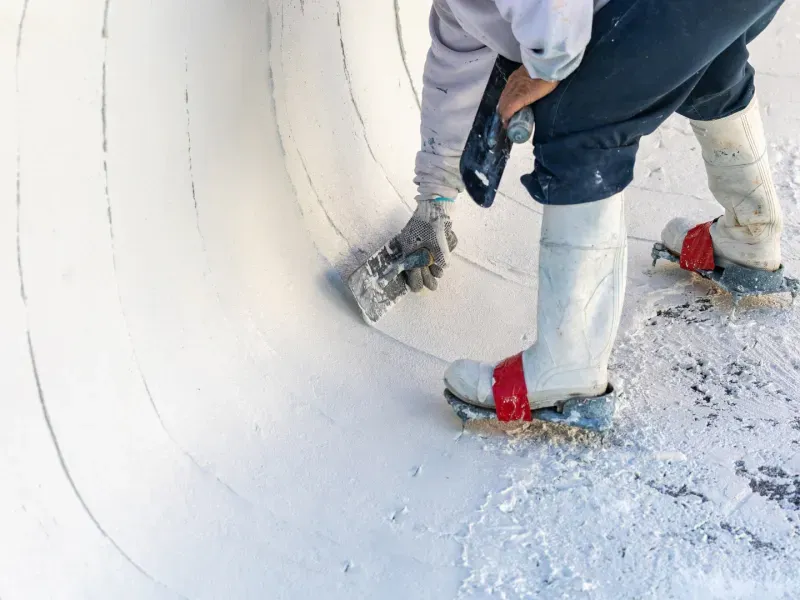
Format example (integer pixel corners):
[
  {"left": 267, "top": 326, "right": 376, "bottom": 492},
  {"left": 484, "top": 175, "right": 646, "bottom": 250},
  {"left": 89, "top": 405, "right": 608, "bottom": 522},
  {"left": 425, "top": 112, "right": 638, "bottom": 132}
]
[{"left": 3, "top": 1, "right": 800, "bottom": 599}]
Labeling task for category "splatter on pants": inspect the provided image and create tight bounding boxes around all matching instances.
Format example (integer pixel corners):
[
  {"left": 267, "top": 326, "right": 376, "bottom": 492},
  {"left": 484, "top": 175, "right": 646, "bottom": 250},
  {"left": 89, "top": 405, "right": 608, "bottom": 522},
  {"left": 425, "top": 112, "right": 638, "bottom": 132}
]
[{"left": 523, "top": 0, "right": 784, "bottom": 205}]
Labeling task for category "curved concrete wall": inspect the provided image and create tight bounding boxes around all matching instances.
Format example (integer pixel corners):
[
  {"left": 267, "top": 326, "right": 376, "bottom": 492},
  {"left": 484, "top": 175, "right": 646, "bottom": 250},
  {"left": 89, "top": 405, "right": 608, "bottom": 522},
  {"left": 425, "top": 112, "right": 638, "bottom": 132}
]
[{"left": 3, "top": 1, "right": 800, "bottom": 598}]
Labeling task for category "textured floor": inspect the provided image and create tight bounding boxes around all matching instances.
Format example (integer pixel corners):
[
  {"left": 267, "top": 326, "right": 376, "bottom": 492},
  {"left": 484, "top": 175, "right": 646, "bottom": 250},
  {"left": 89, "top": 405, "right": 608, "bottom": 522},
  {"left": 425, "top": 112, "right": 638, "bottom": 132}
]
[{"left": 2, "top": 1, "right": 800, "bottom": 598}]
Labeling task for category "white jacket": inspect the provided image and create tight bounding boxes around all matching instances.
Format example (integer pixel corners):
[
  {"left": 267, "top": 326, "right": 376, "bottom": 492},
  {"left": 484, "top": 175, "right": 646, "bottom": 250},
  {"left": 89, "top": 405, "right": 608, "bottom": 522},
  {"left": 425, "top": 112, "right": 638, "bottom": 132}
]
[{"left": 414, "top": 0, "right": 610, "bottom": 202}]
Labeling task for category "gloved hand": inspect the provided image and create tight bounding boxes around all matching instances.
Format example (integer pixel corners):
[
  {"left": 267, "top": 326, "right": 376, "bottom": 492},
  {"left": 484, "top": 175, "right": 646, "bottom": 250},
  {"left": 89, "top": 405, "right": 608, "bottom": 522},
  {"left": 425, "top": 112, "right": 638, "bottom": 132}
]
[{"left": 394, "top": 198, "right": 458, "bottom": 292}]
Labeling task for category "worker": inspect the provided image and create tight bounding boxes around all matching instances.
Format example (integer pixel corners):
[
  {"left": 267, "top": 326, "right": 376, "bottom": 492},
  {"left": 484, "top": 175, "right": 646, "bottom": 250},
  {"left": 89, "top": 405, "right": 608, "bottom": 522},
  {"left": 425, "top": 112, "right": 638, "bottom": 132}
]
[{"left": 391, "top": 0, "right": 785, "bottom": 420}]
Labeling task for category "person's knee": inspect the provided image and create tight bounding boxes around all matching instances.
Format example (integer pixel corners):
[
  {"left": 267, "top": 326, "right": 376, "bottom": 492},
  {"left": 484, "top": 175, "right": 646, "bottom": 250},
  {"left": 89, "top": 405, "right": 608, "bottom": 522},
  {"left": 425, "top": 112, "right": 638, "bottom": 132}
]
[
  {"left": 678, "top": 61, "right": 755, "bottom": 122},
  {"left": 522, "top": 145, "right": 638, "bottom": 206}
]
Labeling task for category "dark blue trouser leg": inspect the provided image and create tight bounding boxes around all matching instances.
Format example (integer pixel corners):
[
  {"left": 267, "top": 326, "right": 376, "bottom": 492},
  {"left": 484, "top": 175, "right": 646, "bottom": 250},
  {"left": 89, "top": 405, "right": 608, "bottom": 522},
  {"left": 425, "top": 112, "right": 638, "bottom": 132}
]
[
  {"left": 522, "top": 0, "right": 785, "bottom": 206},
  {"left": 678, "top": 5, "right": 782, "bottom": 121}
]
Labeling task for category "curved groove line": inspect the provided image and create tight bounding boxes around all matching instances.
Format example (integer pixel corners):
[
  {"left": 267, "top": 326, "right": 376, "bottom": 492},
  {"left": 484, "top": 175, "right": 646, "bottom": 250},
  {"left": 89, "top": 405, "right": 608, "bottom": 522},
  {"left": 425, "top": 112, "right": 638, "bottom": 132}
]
[
  {"left": 497, "top": 189, "right": 543, "bottom": 216},
  {"left": 183, "top": 38, "right": 282, "bottom": 347},
  {"left": 175, "top": 47, "right": 280, "bottom": 504},
  {"left": 393, "top": 0, "right": 421, "bottom": 111},
  {"left": 267, "top": 8, "right": 357, "bottom": 268},
  {"left": 102, "top": 0, "right": 110, "bottom": 38},
  {"left": 25, "top": 332, "right": 188, "bottom": 600},
  {"left": 136, "top": 33, "right": 348, "bottom": 539},
  {"left": 269, "top": 9, "right": 439, "bottom": 388},
  {"left": 277, "top": 4, "right": 413, "bottom": 252},
  {"left": 184, "top": 56, "right": 203, "bottom": 249},
  {"left": 295, "top": 146, "right": 351, "bottom": 245},
  {"left": 628, "top": 234, "right": 658, "bottom": 244},
  {"left": 335, "top": 1, "right": 408, "bottom": 206},
  {"left": 629, "top": 183, "right": 709, "bottom": 205},
  {"left": 149, "top": 10, "right": 352, "bottom": 549},
  {"left": 274, "top": 9, "right": 351, "bottom": 247},
  {"left": 453, "top": 253, "right": 535, "bottom": 288},
  {"left": 484, "top": 256, "right": 535, "bottom": 280},
  {"left": 165, "top": 35, "right": 349, "bottom": 549},
  {"left": 103, "top": 3, "right": 299, "bottom": 587},
  {"left": 265, "top": 4, "right": 289, "bottom": 161},
  {"left": 273, "top": 4, "right": 529, "bottom": 356},
  {"left": 267, "top": 4, "right": 457, "bottom": 370},
  {"left": 291, "top": 0, "right": 540, "bottom": 285},
  {"left": 99, "top": 5, "right": 255, "bottom": 507},
  {"left": 7, "top": 4, "right": 190, "bottom": 597},
  {"left": 375, "top": 327, "right": 449, "bottom": 366},
  {"left": 16, "top": 0, "right": 30, "bottom": 303},
  {"left": 101, "top": 2, "right": 335, "bottom": 586},
  {"left": 15, "top": 0, "right": 28, "bottom": 61},
  {"left": 15, "top": 5, "right": 181, "bottom": 595},
  {"left": 267, "top": 6, "right": 312, "bottom": 229},
  {"left": 130, "top": 344, "right": 251, "bottom": 504}
]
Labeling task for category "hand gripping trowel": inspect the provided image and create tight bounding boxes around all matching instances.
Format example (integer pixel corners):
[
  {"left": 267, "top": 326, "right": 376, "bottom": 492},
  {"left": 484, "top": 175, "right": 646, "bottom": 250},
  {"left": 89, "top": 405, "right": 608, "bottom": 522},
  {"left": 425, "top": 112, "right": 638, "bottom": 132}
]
[{"left": 347, "top": 56, "right": 533, "bottom": 325}]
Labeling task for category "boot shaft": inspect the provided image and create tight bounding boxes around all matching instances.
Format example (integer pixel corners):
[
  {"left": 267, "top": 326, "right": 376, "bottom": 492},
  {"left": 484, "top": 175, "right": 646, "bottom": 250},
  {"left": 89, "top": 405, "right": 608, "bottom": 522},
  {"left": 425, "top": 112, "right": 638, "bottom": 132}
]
[
  {"left": 531, "top": 194, "right": 627, "bottom": 373},
  {"left": 690, "top": 96, "right": 783, "bottom": 237}
]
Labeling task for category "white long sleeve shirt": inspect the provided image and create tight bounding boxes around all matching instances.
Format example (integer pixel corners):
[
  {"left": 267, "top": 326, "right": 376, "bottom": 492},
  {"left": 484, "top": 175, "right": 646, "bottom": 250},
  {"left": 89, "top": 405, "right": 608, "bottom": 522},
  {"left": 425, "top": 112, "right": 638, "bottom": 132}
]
[
  {"left": 449, "top": 0, "right": 609, "bottom": 82},
  {"left": 414, "top": 0, "right": 611, "bottom": 201}
]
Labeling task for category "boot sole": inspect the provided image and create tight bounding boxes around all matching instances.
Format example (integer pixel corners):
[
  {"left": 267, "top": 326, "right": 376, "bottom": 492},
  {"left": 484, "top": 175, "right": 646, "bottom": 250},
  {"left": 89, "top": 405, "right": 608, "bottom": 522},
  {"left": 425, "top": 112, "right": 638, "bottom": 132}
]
[
  {"left": 444, "top": 386, "right": 616, "bottom": 432},
  {"left": 651, "top": 243, "right": 800, "bottom": 306}
]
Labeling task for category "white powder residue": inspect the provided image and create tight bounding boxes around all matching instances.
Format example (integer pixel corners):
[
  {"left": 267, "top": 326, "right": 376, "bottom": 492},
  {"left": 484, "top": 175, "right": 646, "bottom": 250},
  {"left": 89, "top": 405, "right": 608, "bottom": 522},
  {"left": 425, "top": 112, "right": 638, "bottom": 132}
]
[
  {"left": 5, "top": 3, "right": 800, "bottom": 600},
  {"left": 475, "top": 170, "right": 489, "bottom": 186}
]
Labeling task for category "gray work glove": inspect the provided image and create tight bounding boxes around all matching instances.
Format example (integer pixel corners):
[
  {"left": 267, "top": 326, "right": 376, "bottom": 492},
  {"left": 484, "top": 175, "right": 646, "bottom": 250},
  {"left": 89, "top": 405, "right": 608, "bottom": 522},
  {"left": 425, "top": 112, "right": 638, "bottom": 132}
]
[{"left": 393, "top": 199, "right": 458, "bottom": 292}]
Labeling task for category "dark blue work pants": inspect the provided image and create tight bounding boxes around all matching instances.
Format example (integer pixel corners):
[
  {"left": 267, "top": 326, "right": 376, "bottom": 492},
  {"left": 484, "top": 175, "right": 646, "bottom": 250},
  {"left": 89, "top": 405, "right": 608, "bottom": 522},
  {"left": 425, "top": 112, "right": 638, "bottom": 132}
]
[{"left": 523, "top": 0, "right": 785, "bottom": 205}]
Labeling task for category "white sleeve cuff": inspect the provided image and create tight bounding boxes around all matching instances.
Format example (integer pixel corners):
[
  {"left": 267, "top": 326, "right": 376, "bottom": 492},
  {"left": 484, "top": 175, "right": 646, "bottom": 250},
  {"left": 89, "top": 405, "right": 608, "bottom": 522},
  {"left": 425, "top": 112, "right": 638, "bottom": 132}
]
[{"left": 520, "top": 45, "right": 587, "bottom": 82}]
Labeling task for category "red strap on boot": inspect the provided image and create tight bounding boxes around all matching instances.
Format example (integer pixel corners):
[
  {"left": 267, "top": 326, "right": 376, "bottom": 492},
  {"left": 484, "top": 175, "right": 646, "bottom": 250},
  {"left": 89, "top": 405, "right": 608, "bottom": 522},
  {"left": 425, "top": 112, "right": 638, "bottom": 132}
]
[
  {"left": 492, "top": 353, "right": 531, "bottom": 422},
  {"left": 680, "top": 221, "right": 716, "bottom": 271}
]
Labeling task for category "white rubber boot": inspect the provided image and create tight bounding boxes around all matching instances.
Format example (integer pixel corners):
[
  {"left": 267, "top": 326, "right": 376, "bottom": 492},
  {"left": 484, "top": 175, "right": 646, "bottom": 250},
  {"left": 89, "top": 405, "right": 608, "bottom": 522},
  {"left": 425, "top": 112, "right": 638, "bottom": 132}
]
[
  {"left": 444, "top": 193, "right": 627, "bottom": 411},
  {"left": 661, "top": 96, "right": 783, "bottom": 271}
]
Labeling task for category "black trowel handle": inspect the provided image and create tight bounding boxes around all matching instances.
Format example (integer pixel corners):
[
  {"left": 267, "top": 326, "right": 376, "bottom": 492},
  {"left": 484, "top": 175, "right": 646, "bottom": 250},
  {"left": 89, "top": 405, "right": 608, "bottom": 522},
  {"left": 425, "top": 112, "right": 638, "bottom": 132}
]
[
  {"left": 487, "top": 106, "right": 534, "bottom": 149},
  {"left": 377, "top": 248, "right": 434, "bottom": 286},
  {"left": 507, "top": 107, "right": 534, "bottom": 144}
]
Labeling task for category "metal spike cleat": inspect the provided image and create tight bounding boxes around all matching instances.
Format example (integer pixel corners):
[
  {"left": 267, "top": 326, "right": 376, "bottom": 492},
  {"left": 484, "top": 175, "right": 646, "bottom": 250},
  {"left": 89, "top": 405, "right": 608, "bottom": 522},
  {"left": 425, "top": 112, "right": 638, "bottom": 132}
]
[
  {"left": 445, "top": 386, "right": 616, "bottom": 432},
  {"left": 651, "top": 243, "right": 800, "bottom": 304}
]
